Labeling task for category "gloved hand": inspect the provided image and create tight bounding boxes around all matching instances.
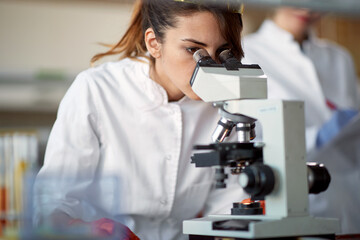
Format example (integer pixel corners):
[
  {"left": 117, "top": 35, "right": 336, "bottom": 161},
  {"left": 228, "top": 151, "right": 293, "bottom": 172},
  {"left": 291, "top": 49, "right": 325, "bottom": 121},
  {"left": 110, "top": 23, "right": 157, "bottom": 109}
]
[
  {"left": 316, "top": 109, "right": 358, "bottom": 148},
  {"left": 69, "top": 218, "right": 140, "bottom": 240}
]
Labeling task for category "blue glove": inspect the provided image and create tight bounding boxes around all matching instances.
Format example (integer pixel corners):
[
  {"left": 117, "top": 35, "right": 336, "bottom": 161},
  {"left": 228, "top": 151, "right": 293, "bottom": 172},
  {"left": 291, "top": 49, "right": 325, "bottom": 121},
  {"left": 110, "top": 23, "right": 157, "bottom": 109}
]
[{"left": 316, "top": 109, "right": 358, "bottom": 148}]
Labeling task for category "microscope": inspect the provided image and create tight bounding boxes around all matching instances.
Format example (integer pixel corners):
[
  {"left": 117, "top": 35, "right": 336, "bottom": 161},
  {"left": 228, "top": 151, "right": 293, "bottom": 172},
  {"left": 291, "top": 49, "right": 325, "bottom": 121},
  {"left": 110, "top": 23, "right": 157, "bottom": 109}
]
[{"left": 183, "top": 49, "right": 339, "bottom": 239}]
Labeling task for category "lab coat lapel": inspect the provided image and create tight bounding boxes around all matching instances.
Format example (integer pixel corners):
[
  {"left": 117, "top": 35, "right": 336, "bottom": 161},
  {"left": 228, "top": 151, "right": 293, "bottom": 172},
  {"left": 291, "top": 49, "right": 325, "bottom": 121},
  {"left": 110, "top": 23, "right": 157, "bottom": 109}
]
[{"left": 261, "top": 21, "right": 331, "bottom": 125}]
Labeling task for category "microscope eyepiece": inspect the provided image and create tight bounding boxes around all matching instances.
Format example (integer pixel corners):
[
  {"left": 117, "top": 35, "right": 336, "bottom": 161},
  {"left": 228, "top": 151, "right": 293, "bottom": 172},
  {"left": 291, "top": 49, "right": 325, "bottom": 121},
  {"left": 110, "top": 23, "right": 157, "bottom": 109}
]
[
  {"left": 219, "top": 49, "right": 242, "bottom": 70},
  {"left": 218, "top": 49, "right": 234, "bottom": 63},
  {"left": 193, "top": 49, "right": 209, "bottom": 62},
  {"left": 193, "top": 49, "right": 216, "bottom": 65}
]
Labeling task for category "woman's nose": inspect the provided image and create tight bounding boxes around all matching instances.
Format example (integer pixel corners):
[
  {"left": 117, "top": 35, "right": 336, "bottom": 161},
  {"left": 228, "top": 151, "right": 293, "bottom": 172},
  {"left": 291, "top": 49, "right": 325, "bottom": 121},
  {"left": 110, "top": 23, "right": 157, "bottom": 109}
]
[{"left": 208, "top": 51, "right": 220, "bottom": 64}]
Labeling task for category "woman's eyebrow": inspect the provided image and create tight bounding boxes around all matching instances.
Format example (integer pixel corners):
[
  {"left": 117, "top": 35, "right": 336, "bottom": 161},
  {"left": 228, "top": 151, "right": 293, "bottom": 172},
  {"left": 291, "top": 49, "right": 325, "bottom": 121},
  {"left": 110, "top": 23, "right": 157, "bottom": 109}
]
[
  {"left": 181, "top": 38, "right": 229, "bottom": 49},
  {"left": 181, "top": 38, "right": 207, "bottom": 46}
]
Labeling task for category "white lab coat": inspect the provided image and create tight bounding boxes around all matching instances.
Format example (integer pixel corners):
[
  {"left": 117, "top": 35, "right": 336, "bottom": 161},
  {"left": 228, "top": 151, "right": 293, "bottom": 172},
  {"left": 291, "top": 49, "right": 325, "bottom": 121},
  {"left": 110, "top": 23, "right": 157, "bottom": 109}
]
[
  {"left": 34, "top": 58, "right": 247, "bottom": 240},
  {"left": 243, "top": 20, "right": 359, "bottom": 153},
  {"left": 308, "top": 114, "right": 360, "bottom": 234},
  {"left": 243, "top": 20, "right": 360, "bottom": 234}
]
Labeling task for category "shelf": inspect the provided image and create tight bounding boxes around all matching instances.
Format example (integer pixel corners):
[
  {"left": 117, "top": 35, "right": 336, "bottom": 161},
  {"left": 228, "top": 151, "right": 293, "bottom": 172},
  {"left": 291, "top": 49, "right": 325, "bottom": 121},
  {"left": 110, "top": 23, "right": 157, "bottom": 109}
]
[{"left": 0, "top": 72, "right": 73, "bottom": 112}]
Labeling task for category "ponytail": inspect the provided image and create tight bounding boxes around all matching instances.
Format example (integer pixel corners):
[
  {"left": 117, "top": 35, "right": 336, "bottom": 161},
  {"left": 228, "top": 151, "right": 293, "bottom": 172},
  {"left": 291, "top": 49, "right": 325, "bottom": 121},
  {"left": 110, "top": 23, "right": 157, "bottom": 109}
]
[{"left": 91, "top": 0, "right": 148, "bottom": 65}]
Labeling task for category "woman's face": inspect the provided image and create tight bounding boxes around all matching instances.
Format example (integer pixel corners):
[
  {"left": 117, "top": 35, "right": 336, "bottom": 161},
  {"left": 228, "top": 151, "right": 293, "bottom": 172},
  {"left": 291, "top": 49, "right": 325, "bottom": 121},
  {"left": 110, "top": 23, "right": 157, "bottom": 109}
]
[
  {"left": 274, "top": 7, "right": 321, "bottom": 37},
  {"left": 153, "top": 11, "right": 230, "bottom": 101}
]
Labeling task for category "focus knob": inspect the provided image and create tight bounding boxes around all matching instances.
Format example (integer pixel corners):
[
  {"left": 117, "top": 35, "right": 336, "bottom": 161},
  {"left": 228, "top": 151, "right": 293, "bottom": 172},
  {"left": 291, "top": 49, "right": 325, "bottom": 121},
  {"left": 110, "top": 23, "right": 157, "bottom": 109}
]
[
  {"left": 307, "top": 162, "right": 331, "bottom": 194},
  {"left": 239, "top": 163, "right": 275, "bottom": 197}
]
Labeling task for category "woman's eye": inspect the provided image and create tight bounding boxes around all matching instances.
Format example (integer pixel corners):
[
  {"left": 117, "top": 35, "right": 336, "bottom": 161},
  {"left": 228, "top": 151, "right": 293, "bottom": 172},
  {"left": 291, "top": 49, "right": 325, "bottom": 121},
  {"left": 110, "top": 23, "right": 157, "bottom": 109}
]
[{"left": 186, "top": 47, "right": 200, "bottom": 54}]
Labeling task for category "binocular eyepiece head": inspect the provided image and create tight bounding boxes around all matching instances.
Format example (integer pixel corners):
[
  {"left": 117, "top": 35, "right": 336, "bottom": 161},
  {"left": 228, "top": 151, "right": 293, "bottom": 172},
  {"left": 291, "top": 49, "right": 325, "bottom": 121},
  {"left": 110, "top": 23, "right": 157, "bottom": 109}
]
[{"left": 193, "top": 48, "right": 241, "bottom": 70}]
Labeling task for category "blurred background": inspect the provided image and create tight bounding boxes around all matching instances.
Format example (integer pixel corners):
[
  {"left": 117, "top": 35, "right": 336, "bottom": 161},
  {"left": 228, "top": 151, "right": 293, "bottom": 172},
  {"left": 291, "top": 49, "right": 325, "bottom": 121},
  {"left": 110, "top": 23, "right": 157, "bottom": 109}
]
[
  {"left": 0, "top": 0, "right": 359, "bottom": 238},
  {"left": 0, "top": 0, "right": 134, "bottom": 164},
  {"left": 1, "top": 0, "right": 360, "bottom": 163}
]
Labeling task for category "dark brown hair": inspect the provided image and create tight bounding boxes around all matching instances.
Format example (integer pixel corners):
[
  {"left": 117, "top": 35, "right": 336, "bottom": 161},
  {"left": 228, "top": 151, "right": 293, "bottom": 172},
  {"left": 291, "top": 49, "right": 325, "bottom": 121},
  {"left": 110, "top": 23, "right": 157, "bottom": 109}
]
[{"left": 91, "top": 0, "right": 244, "bottom": 65}]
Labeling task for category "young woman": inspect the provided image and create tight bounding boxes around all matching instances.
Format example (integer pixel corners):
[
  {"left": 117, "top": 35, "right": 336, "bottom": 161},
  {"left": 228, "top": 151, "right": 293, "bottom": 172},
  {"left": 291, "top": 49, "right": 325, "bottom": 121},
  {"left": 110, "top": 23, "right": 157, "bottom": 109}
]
[{"left": 34, "top": 0, "right": 247, "bottom": 239}]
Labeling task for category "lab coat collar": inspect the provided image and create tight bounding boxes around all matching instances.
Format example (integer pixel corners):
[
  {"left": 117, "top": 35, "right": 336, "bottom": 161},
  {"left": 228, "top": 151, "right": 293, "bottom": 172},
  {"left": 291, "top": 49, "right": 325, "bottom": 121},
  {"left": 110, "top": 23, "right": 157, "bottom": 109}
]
[
  {"left": 132, "top": 56, "right": 191, "bottom": 110},
  {"left": 302, "top": 29, "right": 320, "bottom": 54},
  {"left": 259, "top": 20, "right": 295, "bottom": 44},
  {"left": 303, "top": 28, "right": 318, "bottom": 43},
  {"left": 259, "top": 20, "right": 319, "bottom": 53}
]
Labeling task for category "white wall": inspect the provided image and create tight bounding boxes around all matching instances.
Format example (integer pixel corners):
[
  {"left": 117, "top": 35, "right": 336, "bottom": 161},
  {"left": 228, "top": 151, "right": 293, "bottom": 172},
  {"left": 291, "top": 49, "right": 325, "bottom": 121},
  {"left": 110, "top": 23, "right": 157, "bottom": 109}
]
[
  {"left": 0, "top": 0, "right": 133, "bottom": 111},
  {"left": 0, "top": 0, "right": 133, "bottom": 74}
]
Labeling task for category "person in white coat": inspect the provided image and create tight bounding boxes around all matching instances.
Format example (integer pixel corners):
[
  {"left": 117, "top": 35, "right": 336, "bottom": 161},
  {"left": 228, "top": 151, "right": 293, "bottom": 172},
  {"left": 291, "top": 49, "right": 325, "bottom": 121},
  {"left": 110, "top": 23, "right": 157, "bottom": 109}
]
[
  {"left": 33, "top": 0, "right": 247, "bottom": 239},
  {"left": 243, "top": 7, "right": 360, "bottom": 234},
  {"left": 243, "top": 7, "right": 359, "bottom": 153}
]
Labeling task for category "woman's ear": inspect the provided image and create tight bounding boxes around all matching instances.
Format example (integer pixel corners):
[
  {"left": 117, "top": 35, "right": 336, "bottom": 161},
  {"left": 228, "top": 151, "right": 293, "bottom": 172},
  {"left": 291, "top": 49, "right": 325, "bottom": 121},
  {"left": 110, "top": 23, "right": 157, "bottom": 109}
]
[{"left": 144, "top": 28, "right": 161, "bottom": 59}]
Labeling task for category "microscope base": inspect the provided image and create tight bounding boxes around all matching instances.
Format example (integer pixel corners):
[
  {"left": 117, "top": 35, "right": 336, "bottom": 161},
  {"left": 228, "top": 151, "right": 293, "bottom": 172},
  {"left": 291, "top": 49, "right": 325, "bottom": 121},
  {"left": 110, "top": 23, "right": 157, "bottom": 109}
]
[
  {"left": 188, "top": 234, "right": 335, "bottom": 240},
  {"left": 183, "top": 215, "right": 339, "bottom": 239}
]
